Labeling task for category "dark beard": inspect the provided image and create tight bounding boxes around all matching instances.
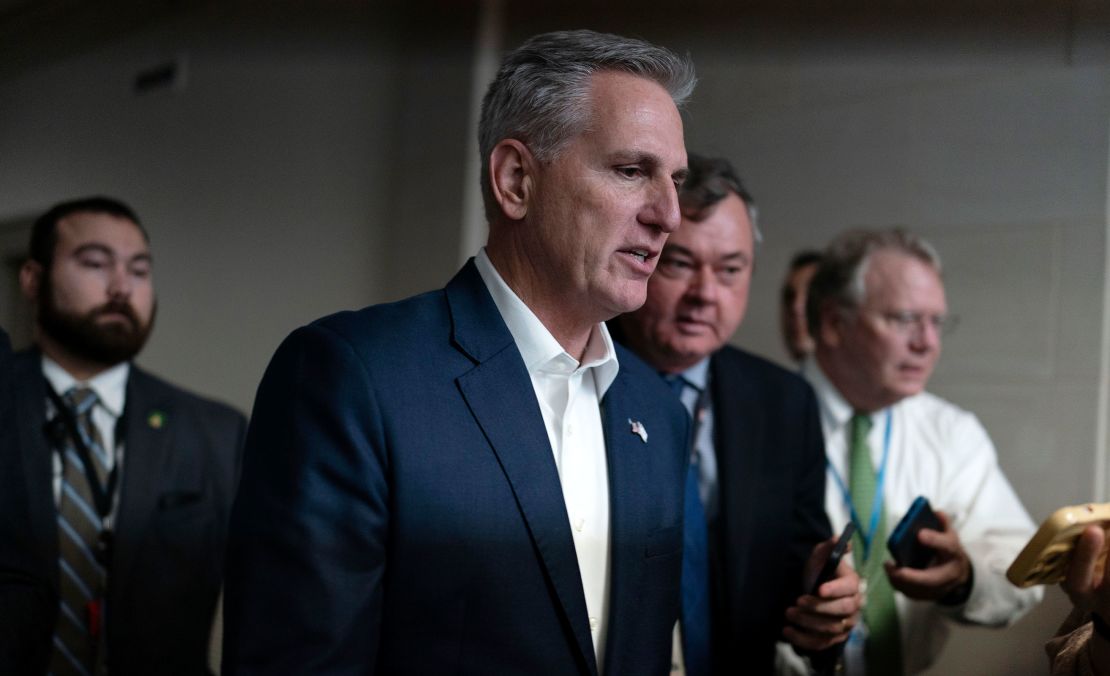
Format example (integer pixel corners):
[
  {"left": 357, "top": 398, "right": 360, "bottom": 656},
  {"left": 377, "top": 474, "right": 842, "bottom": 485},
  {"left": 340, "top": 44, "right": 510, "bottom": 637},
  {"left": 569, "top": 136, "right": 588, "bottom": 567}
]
[{"left": 38, "top": 278, "right": 155, "bottom": 367}]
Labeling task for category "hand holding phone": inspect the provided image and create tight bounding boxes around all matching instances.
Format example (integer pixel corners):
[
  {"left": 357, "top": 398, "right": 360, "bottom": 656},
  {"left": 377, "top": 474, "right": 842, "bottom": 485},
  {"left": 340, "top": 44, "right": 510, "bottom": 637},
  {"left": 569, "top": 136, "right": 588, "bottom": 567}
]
[
  {"left": 805, "top": 522, "right": 858, "bottom": 676},
  {"left": 1007, "top": 502, "right": 1110, "bottom": 588},
  {"left": 888, "top": 496, "right": 943, "bottom": 569},
  {"left": 809, "top": 522, "right": 857, "bottom": 595}
]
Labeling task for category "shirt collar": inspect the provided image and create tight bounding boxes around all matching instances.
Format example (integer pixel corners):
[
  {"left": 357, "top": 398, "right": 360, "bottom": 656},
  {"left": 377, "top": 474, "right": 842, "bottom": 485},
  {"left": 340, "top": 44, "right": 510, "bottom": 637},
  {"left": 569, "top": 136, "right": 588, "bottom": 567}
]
[
  {"left": 805, "top": 356, "right": 854, "bottom": 435},
  {"left": 474, "top": 249, "right": 619, "bottom": 396},
  {"left": 675, "top": 357, "right": 710, "bottom": 392},
  {"left": 806, "top": 356, "right": 888, "bottom": 434},
  {"left": 42, "top": 355, "right": 129, "bottom": 417}
]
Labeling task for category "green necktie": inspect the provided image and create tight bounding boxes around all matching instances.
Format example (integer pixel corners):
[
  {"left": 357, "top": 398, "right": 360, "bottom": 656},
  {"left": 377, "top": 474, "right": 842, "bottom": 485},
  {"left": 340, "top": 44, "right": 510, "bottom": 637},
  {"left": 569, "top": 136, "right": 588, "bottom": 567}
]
[{"left": 848, "top": 412, "right": 903, "bottom": 675}]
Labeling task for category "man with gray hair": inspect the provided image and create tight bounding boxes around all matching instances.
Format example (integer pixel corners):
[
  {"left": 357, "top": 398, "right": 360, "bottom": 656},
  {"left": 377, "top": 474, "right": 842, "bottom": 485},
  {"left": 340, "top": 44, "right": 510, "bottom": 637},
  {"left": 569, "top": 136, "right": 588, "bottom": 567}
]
[
  {"left": 787, "top": 228, "right": 1042, "bottom": 675},
  {"left": 224, "top": 30, "right": 695, "bottom": 675}
]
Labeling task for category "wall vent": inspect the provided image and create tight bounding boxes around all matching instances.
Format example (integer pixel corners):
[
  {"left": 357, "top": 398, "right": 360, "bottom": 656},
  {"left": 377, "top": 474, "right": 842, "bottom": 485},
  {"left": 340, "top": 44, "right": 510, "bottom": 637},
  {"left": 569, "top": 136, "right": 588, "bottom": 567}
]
[{"left": 133, "top": 53, "right": 187, "bottom": 94}]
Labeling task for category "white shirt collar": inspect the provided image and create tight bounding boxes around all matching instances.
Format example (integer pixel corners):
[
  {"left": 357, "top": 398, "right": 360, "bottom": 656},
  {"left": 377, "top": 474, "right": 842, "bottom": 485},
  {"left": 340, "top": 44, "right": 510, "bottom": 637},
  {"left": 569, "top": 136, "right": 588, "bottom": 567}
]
[
  {"left": 806, "top": 356, "right": 890, "bottom": 434},
  {"left": 42, "top": 355, "right": 129, "bottom": 417},
  {"left": 474, "top": 249, "right": 619, "bottom": 396},
  {"left": 805, "top": 356, "right": 854, "bottom": 435}
]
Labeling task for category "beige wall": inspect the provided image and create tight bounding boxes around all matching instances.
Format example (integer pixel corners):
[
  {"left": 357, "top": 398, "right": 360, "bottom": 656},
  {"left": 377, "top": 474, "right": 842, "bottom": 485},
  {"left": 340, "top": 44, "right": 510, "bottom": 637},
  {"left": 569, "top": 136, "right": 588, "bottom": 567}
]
[
  {"left": 0, "top": 3, "right": 476, "bottom": 412},
  {"left": 2, "top": 2, "right": 1109, "bottom": 673}
]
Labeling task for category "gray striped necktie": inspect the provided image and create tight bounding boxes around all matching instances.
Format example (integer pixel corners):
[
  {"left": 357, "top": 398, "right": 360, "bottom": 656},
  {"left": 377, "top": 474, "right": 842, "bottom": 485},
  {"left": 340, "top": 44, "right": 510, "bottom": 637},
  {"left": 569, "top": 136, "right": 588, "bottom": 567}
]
[{"left": 50, "top": 387, "right": 109, "bottom": 676}]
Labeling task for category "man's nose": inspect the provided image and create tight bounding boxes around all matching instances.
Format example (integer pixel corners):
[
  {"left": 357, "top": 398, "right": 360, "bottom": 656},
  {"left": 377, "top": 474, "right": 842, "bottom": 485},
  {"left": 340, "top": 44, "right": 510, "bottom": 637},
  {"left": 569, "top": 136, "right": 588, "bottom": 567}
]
[
  {"left": 909, "top": 320, "right": 941, "bottom": 352},
  {"left": 107, "top": 264, "right": 132, "bottom": 298},
  {"left": 642, "top": 179, "right": 681, "bottom": 233},
  {"left": 686, "top": 265, "right": 718, "bottom": 304}
]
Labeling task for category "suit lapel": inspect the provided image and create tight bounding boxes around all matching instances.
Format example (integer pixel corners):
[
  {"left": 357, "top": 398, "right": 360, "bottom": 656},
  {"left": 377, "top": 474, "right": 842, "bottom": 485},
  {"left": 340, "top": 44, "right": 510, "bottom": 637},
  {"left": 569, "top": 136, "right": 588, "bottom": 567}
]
[
  {"left": 13, "top": 352, "right": 59, "bottom": 585},
  {"left": 597, "top": 369, "right": 662, "bottom": 672},
  {"left": 448, "top": 262, "right": 598, "bottom": 676},
  {"left": 110, "top": 367, "right": 174, "bottom": 584},
  {"left": 710, "top": 353, "right": 762, "bottom": 585}
]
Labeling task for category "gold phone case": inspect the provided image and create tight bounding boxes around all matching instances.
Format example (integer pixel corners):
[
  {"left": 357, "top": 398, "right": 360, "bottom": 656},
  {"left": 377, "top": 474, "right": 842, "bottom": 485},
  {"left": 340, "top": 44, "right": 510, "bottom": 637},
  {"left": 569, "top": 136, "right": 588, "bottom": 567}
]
[{"left": 1006, "top": 502, "right": 1110, "bottom": 588}]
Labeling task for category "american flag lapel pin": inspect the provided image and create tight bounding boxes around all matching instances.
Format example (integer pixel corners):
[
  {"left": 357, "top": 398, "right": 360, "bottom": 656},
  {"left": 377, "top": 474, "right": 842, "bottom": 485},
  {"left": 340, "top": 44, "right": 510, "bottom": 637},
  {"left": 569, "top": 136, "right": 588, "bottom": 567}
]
[{"left": 628, "top": 418, "right": 648, "bottom": 444}]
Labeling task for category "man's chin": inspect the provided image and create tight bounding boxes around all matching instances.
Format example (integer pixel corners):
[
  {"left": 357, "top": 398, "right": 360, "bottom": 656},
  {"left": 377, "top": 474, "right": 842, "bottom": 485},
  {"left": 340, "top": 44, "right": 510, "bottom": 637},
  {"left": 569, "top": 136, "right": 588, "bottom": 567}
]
[
  {"left": 42, "top": 317, "right": 150, "bottom": 366},
  {"left": 890, "top": 380, "right": 928, "bottom": 401},
  {"left": 602, "top": 286, "right": 649, "bottom": 317},
  {"left": 661, "top": 338, "right": 715, "bottom": 368},
  {"left": 672, "top": 323, "right": 723, "bottom": 351},
  {"left": 75, "top": 334, "right": 146, "bottom": 365}
]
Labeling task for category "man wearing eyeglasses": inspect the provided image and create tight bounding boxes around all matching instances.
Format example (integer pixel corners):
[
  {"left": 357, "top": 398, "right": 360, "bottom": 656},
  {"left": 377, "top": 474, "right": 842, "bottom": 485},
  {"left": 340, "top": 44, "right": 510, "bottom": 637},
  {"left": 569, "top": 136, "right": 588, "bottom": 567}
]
[{"left": 787, "top": 228, "right": 1042, "bottom": 675}]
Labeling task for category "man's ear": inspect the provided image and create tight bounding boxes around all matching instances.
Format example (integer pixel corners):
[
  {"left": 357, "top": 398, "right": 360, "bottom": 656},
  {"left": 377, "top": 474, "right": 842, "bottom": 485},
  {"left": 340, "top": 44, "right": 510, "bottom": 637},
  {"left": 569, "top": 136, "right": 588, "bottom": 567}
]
[
  {"left": 489, "top": 139, "right": 535, "bottom": 221},
  {"left": 818, "top": 302, "right": 845, "bottom": 348},
  {"left": 20, "top": 260, "right": 42, "bottom": 302}
]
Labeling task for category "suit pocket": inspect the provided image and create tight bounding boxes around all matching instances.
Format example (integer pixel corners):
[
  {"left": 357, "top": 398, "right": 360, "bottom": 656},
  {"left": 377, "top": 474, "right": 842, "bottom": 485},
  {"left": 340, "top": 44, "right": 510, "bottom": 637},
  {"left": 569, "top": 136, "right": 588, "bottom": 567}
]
[
  {"left": 152, "top": 492, "right": 218, "bottom": 581},
  {"left": 158, "top": 490, "right": 203, "bottom": 511},
  {"left": 644, "top": 524, "right": 682, "bottom": 559},
  {"left": 153, "top": 490, "right": 211, "bottom": 555}
]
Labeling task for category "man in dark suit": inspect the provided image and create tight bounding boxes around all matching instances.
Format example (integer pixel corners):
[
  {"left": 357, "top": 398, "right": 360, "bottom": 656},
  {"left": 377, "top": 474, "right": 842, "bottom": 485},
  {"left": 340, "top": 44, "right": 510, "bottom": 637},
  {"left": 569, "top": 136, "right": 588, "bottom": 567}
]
[
  {"left": 223, "top": 30, "right": 693, "bottom": 675},
  {"left": 3, "top": 197, "right": 245, "bottom": 675},
  {"left": 613, "top": 154, "right": 861, "bottom": 674}
]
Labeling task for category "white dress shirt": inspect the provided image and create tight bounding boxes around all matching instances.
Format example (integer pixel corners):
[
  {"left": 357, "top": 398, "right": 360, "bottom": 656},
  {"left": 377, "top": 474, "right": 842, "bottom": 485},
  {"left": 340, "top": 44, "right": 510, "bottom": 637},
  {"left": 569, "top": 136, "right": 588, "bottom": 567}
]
[
  {"left": 43, "top": 356, "right": 129, "bottom": 524},
  {"left": 475, "top": 249, "right": 618, "bottom": 668},
  {"left": 783, "top": 360, "right": 1043, "bottom": 675}
]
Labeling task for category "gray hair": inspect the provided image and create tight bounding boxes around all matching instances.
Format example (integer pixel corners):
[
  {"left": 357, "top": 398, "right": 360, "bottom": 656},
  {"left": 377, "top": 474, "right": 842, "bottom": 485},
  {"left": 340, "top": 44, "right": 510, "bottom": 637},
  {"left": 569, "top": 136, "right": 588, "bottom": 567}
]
[
  {"left": 478, "top": 29, "right": 696, "bottom": 219},
  {"left": 679, "top": 153, "right": 763, "bottom": 246},
  {"left": 805, "top": 228, "right": 942, "bottom": 337}
]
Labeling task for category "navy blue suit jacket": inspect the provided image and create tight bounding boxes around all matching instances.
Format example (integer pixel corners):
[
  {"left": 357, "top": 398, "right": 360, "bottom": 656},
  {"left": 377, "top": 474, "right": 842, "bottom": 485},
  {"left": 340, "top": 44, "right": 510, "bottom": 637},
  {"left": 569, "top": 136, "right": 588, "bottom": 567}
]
[
  {"left": 223, "top": 261, "right": 689, "bottom": 675},
  {"left": 706, "top": 346, "right": 830, "bottom": 674}
]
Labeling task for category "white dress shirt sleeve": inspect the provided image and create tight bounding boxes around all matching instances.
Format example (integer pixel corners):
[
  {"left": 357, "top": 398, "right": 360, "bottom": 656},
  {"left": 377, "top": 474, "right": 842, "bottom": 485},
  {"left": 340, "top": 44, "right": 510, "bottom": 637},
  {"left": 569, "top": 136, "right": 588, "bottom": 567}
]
[{"left": 928, "top": 407, "right": 1043, "bottom": 626}]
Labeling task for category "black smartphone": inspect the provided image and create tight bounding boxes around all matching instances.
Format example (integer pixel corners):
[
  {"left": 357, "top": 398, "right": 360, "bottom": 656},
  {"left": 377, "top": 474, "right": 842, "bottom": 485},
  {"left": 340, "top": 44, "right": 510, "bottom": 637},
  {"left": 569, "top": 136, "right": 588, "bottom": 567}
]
[
  {"left": 807, "top": 522, "right": 856, "bottom": 676},
  {"left": 888, "top": 496, "right": 943, "bottom": 568},
  {"left": 809, "top": 521, "right": 856, "bottom": 595}
]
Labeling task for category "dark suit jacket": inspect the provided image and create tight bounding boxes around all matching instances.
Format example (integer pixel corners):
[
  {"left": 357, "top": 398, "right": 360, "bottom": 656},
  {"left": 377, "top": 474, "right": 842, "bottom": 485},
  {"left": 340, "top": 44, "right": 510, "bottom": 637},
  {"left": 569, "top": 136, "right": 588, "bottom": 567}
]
[
  {"left": 223, "top": 261, "right": 690, "bottom": 675},
  {"left": 1, "top": 349, "right": 246, "bottom": 676},
  {"left": 706, "top": 346, "right": 831, "bottom": 674},
  {"left": 0, "top": 328, "right": 56, "bottom": 670}
]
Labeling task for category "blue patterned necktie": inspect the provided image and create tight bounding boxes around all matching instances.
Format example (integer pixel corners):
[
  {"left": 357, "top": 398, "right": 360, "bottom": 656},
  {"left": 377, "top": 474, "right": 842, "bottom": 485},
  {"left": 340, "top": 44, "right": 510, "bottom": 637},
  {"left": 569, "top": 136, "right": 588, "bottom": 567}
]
[
  {"left": 666, "top": 375, "right": 711, "bottom": 676},
  {"left": 50, "top": 387, "right": 110, "bottom": 676}
]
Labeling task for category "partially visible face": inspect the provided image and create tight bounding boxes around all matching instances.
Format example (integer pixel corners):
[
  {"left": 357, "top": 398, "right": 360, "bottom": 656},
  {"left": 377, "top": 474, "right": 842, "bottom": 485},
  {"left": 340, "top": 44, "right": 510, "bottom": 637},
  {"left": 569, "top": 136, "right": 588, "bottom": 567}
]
[
  {"left": 821, "top": 250, "right": 946, "bottom": 411},
  {"left": 780, "top": 261, "right": 818, "bottom": 362},
  {"left": 620, "top": 192, "right": 754, "bottom": 373},
  {"left": 34, "top": 211, "right": 155, "bottom": 366},
  {"left": 526, "top": 70, "right": 688, "bottom": 326}
]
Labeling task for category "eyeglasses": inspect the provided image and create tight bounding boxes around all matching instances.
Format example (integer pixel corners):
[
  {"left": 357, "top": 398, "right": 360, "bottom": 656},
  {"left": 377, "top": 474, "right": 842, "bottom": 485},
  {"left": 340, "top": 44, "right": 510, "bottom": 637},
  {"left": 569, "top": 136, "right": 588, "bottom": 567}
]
[{"left": 874, "top": 310, "right": 959, "bottom": 337}]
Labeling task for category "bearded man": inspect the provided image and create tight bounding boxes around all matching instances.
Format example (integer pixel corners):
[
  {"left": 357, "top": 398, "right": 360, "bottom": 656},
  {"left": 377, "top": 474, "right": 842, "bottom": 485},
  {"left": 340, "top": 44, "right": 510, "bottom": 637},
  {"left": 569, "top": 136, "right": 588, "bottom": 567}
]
[{"left": 3, "top": 196, "right": 245, "bottom": 676}]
